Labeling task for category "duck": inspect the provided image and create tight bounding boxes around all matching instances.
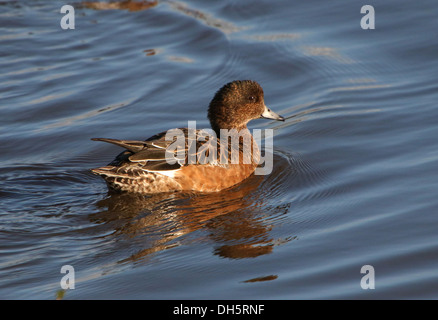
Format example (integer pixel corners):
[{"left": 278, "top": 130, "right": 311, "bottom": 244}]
[{"left": 91, "top": 80, "right": 284, "bottom": 193}]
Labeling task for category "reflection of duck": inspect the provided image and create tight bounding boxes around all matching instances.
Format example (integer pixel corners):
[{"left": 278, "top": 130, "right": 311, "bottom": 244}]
[
  {"left": 90, "top": 157, "right": 295, "bottom": 261},
  {"left": 91, "top": 80, "right": 284, "bottom": 193},
  {"left": 82, "top": 0, "right": 158, "bottom": 12}
]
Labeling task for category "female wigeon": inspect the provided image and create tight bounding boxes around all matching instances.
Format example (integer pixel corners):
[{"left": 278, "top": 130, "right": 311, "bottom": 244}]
[{"left": 91, "top": 80, "right": 284, "bottom": 193}]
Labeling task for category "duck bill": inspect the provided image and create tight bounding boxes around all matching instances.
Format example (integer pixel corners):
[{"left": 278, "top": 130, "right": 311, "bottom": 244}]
[{"left": 261, "top": 105, "right": 285, "bottom": 121}]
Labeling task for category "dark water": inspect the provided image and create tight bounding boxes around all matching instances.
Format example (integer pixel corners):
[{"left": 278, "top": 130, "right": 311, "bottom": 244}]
[{"left": 1, "top": 0, "right": 438, "bottom": 299}]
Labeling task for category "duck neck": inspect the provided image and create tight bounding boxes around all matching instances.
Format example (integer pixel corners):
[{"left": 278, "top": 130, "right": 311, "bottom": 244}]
[{"left": 214, "top": 126, "right": 260, "bottom": 166}]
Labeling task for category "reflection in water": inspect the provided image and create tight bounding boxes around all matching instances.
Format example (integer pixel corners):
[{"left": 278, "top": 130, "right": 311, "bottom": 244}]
[
  {"left": 242, "top": 275, "right": 278, "bottom": 283},
  {"left": 82, "top": 0, "right": 243, "bottom": 34},
  {"left": 82, "top": 0, "right": 158, "bottom": 12},
  {"left": 167, "top": 1, "right": 244, "bottom": 34},
  {"left": 89, "top": 153, "right": 298, "bottom": 263},
  {"left": 300, "top": 46, "right": 354, "bottom": 64}
]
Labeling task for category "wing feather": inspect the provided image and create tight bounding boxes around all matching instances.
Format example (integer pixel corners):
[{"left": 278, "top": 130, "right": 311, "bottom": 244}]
[{"left": 91, "top": 127, "right": 244, "bottom": 177}]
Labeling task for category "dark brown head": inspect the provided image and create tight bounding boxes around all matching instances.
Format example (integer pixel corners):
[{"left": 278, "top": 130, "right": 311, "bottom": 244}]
[{"left": 207, "top": 80, "right": 284, "bottom": 133}]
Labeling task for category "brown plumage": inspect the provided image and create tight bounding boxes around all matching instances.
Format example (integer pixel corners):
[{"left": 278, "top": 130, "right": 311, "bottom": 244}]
[{"left": 91, "top": 80, "right": 284, "bottom": 193}]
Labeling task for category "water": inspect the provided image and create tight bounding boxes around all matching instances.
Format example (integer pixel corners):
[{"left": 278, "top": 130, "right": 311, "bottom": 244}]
[{"left": 1, "top": 0, "right": 438, "bottom": 299}]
